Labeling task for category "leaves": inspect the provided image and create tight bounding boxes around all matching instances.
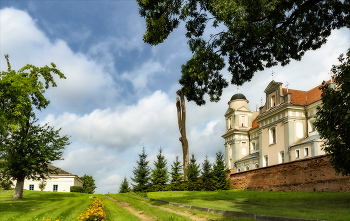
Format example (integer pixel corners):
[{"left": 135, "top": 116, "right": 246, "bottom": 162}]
[
  {"left": 315, "top": 48, "right": 350, "bottom": 176},
  {"left": 137, "top": 0, "right": 350, "bottom": 105}
]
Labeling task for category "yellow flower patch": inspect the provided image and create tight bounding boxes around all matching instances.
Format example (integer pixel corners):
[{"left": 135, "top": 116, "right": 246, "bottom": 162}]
[{"left": 78, "top": 198, "right": 106, "bottom": 221}]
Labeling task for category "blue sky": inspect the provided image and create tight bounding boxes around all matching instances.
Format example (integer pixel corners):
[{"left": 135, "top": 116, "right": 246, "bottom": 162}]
[{"left": 1, "top": 1, "right": 349, "bottom": 193}]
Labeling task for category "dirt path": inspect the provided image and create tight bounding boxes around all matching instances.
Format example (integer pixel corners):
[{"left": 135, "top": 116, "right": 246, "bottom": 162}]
[
  {"left": 104, "top": 195, "right": 207, "bottom": 221},
  {"left": 144, "top": 200, "right": 207, "bottom": 221},
  {"left": 104, "top": 195, "right": 155, "bottom": 221}
]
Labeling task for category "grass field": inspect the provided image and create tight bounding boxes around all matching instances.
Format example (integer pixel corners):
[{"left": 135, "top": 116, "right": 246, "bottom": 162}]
[
  {"left": 1, "top": 189, "right": 349, "bottom": 221},
  {"left": 148, "top": 189, "right": 350, "bottom": 221}
]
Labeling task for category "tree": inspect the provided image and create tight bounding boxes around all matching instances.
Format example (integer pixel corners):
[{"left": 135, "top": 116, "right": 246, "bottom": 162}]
[
  {"left": 170, "top": 155, "right": 183, "bottom": 184},
  {"left": 186, "top": 154, "right": 200, "bottom": 190},
  {"left": 212, "top": 151, "right": 230, "bottom": 190},
  {"left": 0, "top": 55, "right": 68, "bottom": 199},
  {"left": 315, "top": 48, "right": 350, "bottom": 176},
  {"left": 38, "top": 180, "right": 47, "bottom": 191},
  {"left": 80, "top": 174, "right": 97, "bottom": 194},
  {"left": 201, "top": 155, "right": 214, "bottom": 191},
  {"left": 176, "top": 89, "right": 189, "bottom": 179},
  {"left": 151, "top": 148, "right": 169, "bottom": 191},
  {"left": 119, "top": 177, "right": 131, "bottom": 193},
  {"left": 137, "top": 0, "right": 350, "bottom": 105},
  {"left": 132, "top": 147, "right": 151, "bottom": 192}
]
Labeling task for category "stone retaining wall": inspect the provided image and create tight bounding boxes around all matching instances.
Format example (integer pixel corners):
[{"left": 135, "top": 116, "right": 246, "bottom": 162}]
[{"left": 230, "top": 155, "right": 350, "bottom": 192}]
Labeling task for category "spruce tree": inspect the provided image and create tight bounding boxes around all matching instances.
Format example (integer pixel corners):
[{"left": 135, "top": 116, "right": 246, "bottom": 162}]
[
  {"left": 186, "top": 154, "right": 200, "bottom": 190},
  {"left": 151, "top": 148, "right": 169, "bottom": 191},
  {"left": 212, "top": 151, "right": 230, "bottom": 190},
  {"left": 119, "top": 177, "right": 131, "bottom": 193},
  {"left": 131, "top": 147, "right": 151, "bottom": 192},
  {"left": 201, "top": 155, "right": 214, "bottom": 191},
  {"left": 170, "top": 156, "right": 183, "bottom": 190}
]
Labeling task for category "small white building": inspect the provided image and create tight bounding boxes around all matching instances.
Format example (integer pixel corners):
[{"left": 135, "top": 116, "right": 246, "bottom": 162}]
[{"left": 13, "top": 165, "right": 83, "bottom": 192}]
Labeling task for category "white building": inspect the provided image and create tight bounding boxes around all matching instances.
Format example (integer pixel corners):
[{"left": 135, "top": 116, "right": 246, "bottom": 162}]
[
  {"left": 223, "top": 80, "right": 329, "bottom": 173},
  {"left": 13, "top": 165, "right": 83, "bottom": 192}
]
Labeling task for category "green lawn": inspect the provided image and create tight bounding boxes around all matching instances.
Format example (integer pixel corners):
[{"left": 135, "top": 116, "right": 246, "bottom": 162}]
[
  {"left": 0, "top": 189, "right": 93, "bottom": 221},
  {"left": 147, "top": 189, "right": 350, "bottom": 221}
]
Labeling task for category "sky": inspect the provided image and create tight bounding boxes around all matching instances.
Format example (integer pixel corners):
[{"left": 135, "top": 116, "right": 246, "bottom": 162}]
[{"left": 0, "top": 1, "right": 349, "bottom": 194}]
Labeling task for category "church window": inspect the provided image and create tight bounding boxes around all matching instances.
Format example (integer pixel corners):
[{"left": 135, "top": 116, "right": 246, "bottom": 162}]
[
  {"left": 269, "top": 127, "right": 276, "bottom": 144},
  {"left": 296, "top": 122, "right": 304, "bottom": 138},
  {"left": 251, "top": 142, "right": 256, "bottom": 151},
  {"left": 271, "top": 95, "right": 276, "bottom": 107},
  {"left": 295, "top": 149, "right": 300, "bottom": 159},
  {"left": 304, "top": 147, "right": 309, "bottom": 157},
  {"left": 240, "top": 115, "right": 247, "bottom": 127},
  {"left": 242, "top": 147, "right": 247, "bottom": 156},
  {"left": 263, "top": 155, "right": 268, "bottom": 167},
  {"left": 255, "top": 164, "right": 259, "bottom": 169},
  {"left": 279, "top": 151, "right": 285, "bottom": 163}
]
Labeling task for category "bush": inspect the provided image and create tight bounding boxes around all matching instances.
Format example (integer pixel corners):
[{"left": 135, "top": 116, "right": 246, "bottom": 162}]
[
  {"left": 0, "top": 179, "right": 13, "bottom": 190},
  {"left": 70, "top": 186, "right": 84, "bottom": 193}
]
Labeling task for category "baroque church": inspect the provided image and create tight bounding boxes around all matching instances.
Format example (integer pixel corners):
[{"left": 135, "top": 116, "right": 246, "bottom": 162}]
[{"left": 223, "top": 80, "right": 331, "bottom": 173}]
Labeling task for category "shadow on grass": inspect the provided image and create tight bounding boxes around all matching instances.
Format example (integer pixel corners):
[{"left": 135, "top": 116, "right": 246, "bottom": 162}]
[{"left": 146, "top": 190, "right": 350, "bottom": 221}]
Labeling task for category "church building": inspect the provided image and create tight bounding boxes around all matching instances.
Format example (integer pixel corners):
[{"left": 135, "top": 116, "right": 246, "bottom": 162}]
[{"left": 223, "top": 80, "right": 330, "bottom": 172}]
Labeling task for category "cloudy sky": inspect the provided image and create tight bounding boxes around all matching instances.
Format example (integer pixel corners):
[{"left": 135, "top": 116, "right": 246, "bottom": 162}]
[{"left": 1, "top": 1, "right": 349, "bottom": 194}]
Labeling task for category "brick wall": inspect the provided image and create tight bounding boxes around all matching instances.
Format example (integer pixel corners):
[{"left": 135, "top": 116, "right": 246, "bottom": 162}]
[{"left": 230, "top": 155, "right": 350, "bottom": 192}]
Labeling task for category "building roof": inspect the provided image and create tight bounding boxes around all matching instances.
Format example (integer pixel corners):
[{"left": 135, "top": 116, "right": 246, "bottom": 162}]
[
  {"left": 236, "top": 152, "right": 259, "bottom": 163},
  {"left": 230, "top": 93, "right": 246, "bottom": 101},
  {"left": 48, "top": 164, "right": 76, "bottom": 176},
  {"left": 282, "top": 82, "right": 324, "bottom": 106}
]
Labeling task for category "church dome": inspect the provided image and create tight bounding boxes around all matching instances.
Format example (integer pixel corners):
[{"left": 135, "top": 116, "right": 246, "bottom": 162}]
[{"left": 230, "top": 93, "right": 246, "bottom": 101}]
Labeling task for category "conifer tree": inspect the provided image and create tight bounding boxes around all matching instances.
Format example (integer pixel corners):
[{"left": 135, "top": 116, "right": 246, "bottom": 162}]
[
  {"left": 201, "top": 155, "right": 214, "bottom": 191},
  {"left": 151, "top": 148, "right": 169, "bottom": 190},
  {"left": 170, "top": 156, "right": 183, "bottom": 190},
  {"left": 119, "top": 176, "right": 131, "bottom": 193},
  {"left": 212, "top": 151, "right": 230, "bottom": 190},
  {"left": 131, "top": 147, "right": 151, "bottom": 192},
  {"left": 186, "top": 154, "right": 200, "bottom": 190}
]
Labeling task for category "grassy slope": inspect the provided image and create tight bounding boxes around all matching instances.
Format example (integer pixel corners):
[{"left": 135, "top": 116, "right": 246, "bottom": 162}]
[
  {"left": 147, "top": 190, "right": 350, "bottom": 221},
  {"left": 0, "top": 189, "right": 93, "bottom": 221}
]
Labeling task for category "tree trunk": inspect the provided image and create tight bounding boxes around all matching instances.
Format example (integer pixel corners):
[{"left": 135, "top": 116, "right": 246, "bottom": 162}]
[
  {"left": 13, "top": 175, "right": 25, "bottom": 199},
  {"left": 176, "top": 89, "right": 189, "bottom": 180}
]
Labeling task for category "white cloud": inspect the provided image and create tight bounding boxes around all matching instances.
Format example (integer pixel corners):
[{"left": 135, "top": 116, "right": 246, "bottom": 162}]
[
  {"left": 0, "top": 8, "right": 119, "bottom": 113},
  {"left": 121, "top": 61, "right": 165, "bottom": 92}
]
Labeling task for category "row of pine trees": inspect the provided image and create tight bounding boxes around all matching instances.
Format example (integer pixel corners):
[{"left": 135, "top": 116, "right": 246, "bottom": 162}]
[{"left": 119, "top": 148, "right": 230, "bottom": 193}]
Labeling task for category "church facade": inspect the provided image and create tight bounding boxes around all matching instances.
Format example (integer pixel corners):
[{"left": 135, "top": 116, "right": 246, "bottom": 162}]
[{"left": 223, "top": 80, "right": 329, "bottom": 173}]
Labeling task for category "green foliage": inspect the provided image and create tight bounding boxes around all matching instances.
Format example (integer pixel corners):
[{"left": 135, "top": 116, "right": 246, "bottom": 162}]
[
  {"left": 0, "top": 179, "right": 13, "bottom": 190},
  {"left": 170, "top": 156, "right": 184, "bottom": 190},
  {"left": 0, "top": 55, "right": 68, "bottom": 198},
  {"left": 201, "top": 155, "right": 214, "bottom": 191},
  {"left": 137, "top": 0, "right": 350, "bottom": 105},
  {"left": 132, "top": 147, "right": 151, "bottom": 192},
  {"left": 38, "top": 180, "right": 47, "bottom": 191},
  {"left": 119, "top": 177, "right": 131, "bottom": 193},
  {"left": 70, "top": 186, "right": 84, "bottom": 193},
  {"left": 186, "top": 154, "right": 200, "bottom": 190},
  {"left": 315, "top": 48, "right": 350, "bottom": 176},
  {"left": 151, "top": 148, "right": 169, "bottom": 186},
  {"left": 212, "top": 151, "right": 230, "bottom": 190},
  {"left": 80, "top": 174, "right": 97, "bottom": 194}
]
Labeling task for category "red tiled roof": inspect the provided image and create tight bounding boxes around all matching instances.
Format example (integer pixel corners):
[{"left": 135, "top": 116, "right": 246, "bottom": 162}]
[
  {"left": 282, "top": 81, "right": 326, "bottom": 106},
  {"left": 250, "top": 115, "right": 260, "bottom": 130}
]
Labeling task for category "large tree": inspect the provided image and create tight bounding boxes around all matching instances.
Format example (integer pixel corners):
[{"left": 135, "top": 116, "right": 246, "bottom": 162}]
[
  {"left": 0, "top": 55, "right": 69, "bottom": 199},
  {"left": 137, "top": 0, "right": 350, "bottom": 105},
  {"left": 132, "top": 147, "right": 151, "bottom": 192},
  {"left": 315, "top": 49, "right": 350, "bottom": 176},
  {"left": 80, "top": 174, "right": 97, "bottom": 194}
]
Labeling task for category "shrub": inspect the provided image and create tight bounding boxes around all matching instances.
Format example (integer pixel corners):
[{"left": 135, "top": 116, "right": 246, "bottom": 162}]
[
  {"left": 70, "top": 186, "right": 84, "bottom": 193},
  {"left": 0, "top": 179, "right": 13, "bottom": 190}
]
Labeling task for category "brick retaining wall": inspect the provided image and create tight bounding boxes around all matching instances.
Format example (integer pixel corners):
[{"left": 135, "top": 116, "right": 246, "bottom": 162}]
[{"left": 230, "top": 155, "right": 350, "bottom": 192}]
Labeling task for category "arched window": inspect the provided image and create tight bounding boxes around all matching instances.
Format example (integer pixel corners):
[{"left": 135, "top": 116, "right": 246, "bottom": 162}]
[{"left": 245, "top": 166, "right": 249, "bottom": 171}]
